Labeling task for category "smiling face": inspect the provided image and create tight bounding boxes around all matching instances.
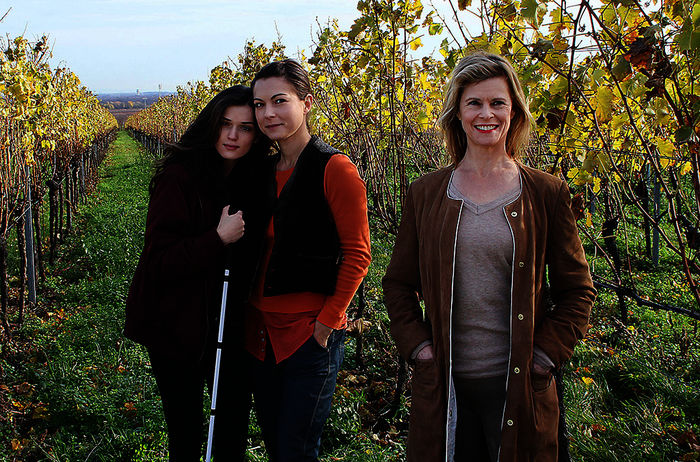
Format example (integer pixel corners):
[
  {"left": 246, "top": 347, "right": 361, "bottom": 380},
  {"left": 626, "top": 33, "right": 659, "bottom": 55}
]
[
  {"left": 252, "top": 76, "right": 312, "bottom": 144},
  {"left": 215, "top": 105, "right": 257, "bottom": 171},
  {"left": 457, "top": 76, "right": 514, "bottom": 154}
]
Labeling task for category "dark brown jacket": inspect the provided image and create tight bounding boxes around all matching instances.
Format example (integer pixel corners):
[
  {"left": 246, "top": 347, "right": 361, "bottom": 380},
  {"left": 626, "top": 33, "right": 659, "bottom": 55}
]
[
  {"left": 125, "top": 163, "right": 226, "bottom": 361},
  {"left": 383, "top": 164, "right": 595, "bottom": 461},
  {"left": 125, "top": 160, "right": 268, "bottom": 361}
]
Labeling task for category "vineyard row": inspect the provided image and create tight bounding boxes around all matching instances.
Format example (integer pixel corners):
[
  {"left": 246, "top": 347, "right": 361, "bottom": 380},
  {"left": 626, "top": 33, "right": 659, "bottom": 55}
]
[{"left": 0, "top": 34, "right": 118, "bottom": 337}]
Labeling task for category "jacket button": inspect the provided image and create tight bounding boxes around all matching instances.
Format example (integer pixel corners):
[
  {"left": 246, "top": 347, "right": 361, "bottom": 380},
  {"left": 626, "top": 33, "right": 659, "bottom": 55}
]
[
  {"left": 518, "top": 261, "right": 524, "bottom": 268},
  {"left": 511, "top": 211, "right": 518, "bottom": 217},
  {"left": 514, "top": 367, "right": 520, "bottom": 374},
  {"left": 518, "top": 314, "right": 524, "bottom": 320},
  {"left": 507, "top": 419, "right": 514, "bottom": 426}
]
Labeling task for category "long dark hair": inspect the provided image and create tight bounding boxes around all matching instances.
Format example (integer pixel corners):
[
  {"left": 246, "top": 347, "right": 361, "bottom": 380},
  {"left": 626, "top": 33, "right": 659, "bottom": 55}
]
[{"left": 150, "top": 85, "right": 270, "bottom": 195}]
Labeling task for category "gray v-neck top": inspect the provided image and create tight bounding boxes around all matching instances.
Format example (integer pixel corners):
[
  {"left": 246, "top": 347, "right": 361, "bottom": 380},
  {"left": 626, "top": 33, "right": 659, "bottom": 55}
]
[{"left": 448, "top": 175, "right": 521, "bottom": 379}]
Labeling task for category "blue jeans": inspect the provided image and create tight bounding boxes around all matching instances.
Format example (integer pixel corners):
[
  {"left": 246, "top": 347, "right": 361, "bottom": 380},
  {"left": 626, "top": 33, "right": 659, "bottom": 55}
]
[{"left": 253, "top": 329, "right": 346, "bottom": 462}]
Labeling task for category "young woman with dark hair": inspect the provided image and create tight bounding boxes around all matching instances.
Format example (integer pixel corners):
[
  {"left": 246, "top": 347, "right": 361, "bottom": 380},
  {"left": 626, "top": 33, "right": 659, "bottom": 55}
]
[
  {"left": 125, "top": 85, "right": 270, "bottom": 461},
  {"left": 247, "top": 59, "right": 371, "bottom": 461}
]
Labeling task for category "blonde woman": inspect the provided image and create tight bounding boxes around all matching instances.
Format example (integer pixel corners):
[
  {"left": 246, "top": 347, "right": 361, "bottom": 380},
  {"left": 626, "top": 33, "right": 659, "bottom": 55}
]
[{"left": 383, "top": 52, "right": 595, "bottom": 461}]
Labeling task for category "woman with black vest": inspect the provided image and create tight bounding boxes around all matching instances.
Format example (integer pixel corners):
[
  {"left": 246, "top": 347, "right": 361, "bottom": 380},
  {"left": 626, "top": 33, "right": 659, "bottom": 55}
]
[{"left": 246, "top": 59, "right": 371, "bottom": 461}]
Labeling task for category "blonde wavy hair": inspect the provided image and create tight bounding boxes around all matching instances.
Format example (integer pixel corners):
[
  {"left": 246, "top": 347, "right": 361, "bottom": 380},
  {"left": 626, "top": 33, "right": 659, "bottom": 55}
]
[{"left": 438, "top": 51, "right": 534, "bottom": 164}]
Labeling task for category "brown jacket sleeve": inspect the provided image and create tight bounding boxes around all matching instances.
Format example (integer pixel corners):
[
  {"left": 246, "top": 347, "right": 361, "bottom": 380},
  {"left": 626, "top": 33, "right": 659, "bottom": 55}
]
[
  {"left": 535, "top": 180, "right": 596, "bottom": 367},
  {"left": 383, "top": 184, "right": 433, "bottom": 361}
]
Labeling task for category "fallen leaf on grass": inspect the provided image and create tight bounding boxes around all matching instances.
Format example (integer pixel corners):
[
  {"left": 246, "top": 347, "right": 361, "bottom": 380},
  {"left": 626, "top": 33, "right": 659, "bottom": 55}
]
[
  {"left": 123, "top": 401, "right": 137, "bottom": 412},
  {"left": 32, "top": 403, "right": 49, "bottom": 420},
  {"left": 15, "top": 382, "right": 34, "bottom": 396},
  {"left": 11, "top": 400, "right": 29, "bottom": 411}
]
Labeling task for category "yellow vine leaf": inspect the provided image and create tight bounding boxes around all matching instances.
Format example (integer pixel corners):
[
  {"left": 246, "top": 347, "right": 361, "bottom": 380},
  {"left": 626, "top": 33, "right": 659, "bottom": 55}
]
[
  {"left": 417, "top": 110, "right": 430, "bottom": 126},
  {"left": 410, "top": 38, "right": 423, "bottom": 51},
  {"left": 655, "top": 137, "right": 675, "bottom": 168},
  {"left": 680, "top": 161, "right": 693, "bottom": 175},
  {"left": 567, "top": 166, "right": 592, "bottom": 186},
  {"left": 595, "top": 86, "right": 614, "bottom": 123},
  {"left": 521, "top": 0, "right": 538, "bottom": 22},
  {"left": 582, "top": 376, "right": 595, "bottom": 386},
  {"left": 651, "top": 97, "right": 672, "bottom": 125},
  {"left": 611, "top": 114, "right": 627, "bottom": 131},
  {"left": 549, "top": 7, "right": 574, "bottom": 33},
  {"left": 549, "top": 75, "right": 568, "bottom": 96},
  {"left": 419, "top": 72, "right": 429, "bottom": 90}
]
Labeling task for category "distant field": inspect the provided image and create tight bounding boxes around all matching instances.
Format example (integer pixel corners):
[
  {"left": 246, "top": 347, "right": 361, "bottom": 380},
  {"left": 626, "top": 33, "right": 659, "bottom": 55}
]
[
  {"left": 98, "top": 91, "right": 174, "bottom": 112},
  {"left": 109, "top": 108, "right": 142, "bottom": 127}
]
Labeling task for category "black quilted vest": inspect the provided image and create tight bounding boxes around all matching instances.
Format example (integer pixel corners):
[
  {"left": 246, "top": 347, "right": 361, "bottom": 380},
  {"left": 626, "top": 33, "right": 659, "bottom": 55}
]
[{"left": 263, "top": 135, "right": 343, "bottom": 296}]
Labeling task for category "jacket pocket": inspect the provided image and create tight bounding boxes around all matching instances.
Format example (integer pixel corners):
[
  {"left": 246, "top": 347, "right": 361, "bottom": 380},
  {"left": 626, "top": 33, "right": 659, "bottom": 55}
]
[
  {"left": 408, "top": 358, "right": 446, "bottom": 462},
  {"left": 532, "top": 369, "right": 553, "bottom": 392},
  {"left": 529, "top": 370, "right": 559, "bottom": 459},
  {"left": 411, "top": 358, "right": 441, "bottom": 399}
]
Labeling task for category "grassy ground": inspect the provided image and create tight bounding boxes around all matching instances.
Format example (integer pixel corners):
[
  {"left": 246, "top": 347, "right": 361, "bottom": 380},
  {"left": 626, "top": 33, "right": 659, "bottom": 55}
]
[{"left": 1, "top": 130, "right": 699, "bottom": 460}]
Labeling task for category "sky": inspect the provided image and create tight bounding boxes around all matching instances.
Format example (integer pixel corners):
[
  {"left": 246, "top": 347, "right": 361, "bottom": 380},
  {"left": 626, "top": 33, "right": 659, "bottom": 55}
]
[{"left": 0, "top": 1, "right": 366, "bottom": 93}]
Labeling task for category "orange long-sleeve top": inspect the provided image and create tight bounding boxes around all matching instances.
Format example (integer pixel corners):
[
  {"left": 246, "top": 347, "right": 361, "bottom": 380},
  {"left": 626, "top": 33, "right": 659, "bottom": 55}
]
[{"left": 245, "top": 154, "right": 371, "bottom": 363}]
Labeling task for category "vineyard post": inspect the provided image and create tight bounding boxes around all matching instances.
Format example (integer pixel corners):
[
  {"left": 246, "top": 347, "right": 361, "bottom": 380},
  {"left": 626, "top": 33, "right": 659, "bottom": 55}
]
[
  {"left": 0, "top": 236, "right": 8, "bottom": 339},
  {"left": 653, "top": 170, "right": 661, "bottom": 267},
  {"left": 636, "top": 169, "right": 652, "bottom": 258},
  {"left": 79, "top": 151, "right": 85, "bottom": 197},
  {"left": 64, "top": 169, "right": 72, "bottom": 232},
  {"left": 355, "top": 280, "right": 366, "bottom": 369},
  {"left": 24, "top": 165, "right": 36, "bottom": 304}
]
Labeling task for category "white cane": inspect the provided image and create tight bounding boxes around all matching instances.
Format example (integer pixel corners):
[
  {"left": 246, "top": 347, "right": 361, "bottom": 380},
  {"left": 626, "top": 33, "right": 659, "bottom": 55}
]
[{"left": 205, "top": 265, "right": 230, "bottom": 462}]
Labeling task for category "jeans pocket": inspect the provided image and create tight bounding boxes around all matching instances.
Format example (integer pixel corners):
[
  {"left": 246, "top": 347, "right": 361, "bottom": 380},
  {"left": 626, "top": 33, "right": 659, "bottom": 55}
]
[{"left": 311, "top": 333, "right": 330, "bottom": 351}]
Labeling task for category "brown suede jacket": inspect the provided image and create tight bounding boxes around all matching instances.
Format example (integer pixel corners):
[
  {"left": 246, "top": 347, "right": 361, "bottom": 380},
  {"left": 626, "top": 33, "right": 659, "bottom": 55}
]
[{"left": 383, "top": 163, "right": 596, "bottom": 462}]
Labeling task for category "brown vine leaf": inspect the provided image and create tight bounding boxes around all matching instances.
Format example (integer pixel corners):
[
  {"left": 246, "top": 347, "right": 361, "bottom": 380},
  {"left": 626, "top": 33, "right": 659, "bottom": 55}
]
[{"left": 625, "top": 37, "right": 654, "bottom": 70}]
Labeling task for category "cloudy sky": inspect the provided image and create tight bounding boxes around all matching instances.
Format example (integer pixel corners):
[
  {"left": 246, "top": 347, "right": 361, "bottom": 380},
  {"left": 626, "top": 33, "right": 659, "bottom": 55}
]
[{"left": 1, "top": 1, "right": 366, "bottom": 93}]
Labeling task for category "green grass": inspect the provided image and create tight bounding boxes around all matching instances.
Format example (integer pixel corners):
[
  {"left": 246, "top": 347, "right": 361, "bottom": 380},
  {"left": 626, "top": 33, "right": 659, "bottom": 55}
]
[
  {"left": 0, "top": 132, "right": 164, "bottom": 461},
  {"left": 1, "top": 130, "right": 699, "bottom": 461}
]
